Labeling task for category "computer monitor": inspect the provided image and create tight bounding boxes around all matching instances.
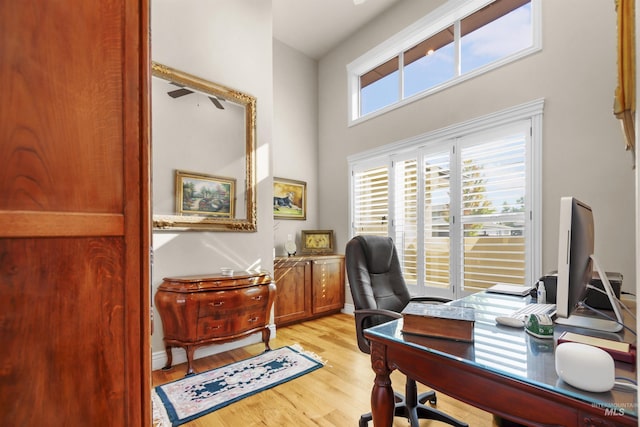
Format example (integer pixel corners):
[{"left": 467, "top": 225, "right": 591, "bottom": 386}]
[{"left": 554, "top": 197, "right": 623, "bottom": 333}]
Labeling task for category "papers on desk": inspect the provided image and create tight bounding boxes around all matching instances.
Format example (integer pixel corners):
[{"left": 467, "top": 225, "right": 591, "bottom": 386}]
[{"left": 486, "top": 283, "right": 532, "bottom": 296}]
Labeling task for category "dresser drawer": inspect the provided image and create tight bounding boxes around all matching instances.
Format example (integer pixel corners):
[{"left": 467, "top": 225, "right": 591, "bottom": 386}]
[
  {"left": 197, "top": 286, "right": 270, "bottom": 318},
  {"left": 197, "top": 317, "right": 234, "bottom": 339},
  {"left": 198, "top": 310, "right": 267, "bottom": 339}
]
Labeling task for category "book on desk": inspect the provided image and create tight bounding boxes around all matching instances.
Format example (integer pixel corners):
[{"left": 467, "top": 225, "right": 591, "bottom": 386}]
[
  {"left": 401, "top": 302, "right": 475, "bottom": 342},
  {"left": 558, "top": 331, "right": 636, "bottom": 364}
]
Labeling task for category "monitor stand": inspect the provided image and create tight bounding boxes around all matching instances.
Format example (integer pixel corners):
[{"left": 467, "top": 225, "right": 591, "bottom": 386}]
[
  {"left": 554, "top": 255, "right": 624, "bottom": 333},
  {"left": 555, "top": 314, "right": 623, "bottom": 333}
]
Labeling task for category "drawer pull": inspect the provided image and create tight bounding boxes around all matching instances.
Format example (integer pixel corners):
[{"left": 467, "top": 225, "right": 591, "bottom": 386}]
[
  {"left": 252, "top": 295, "right": 263, "bottom": 301},
  {"left": 206, "top": 325, "right": 222, "bottom": 331},
  {"left": 248, "top": 316, "right": 259, "bottom": 323},
  {"left": 209, "top": 301, "right": 224, "bottom": 307}
]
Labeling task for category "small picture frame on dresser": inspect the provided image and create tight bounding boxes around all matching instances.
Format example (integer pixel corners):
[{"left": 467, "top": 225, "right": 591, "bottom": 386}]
[{"left": 301, "top": 230, "right": 334, "bottom": 254}]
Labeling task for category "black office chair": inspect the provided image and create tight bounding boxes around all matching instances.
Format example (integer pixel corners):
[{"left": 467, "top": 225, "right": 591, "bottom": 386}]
[{"left": 345, "top": 235, "right": 468, "bottom": 427}]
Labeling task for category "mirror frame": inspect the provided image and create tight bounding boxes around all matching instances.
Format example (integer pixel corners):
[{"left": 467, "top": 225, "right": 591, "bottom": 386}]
[{"left": 151, "top": 62, "right": 257, "bottom": 231}]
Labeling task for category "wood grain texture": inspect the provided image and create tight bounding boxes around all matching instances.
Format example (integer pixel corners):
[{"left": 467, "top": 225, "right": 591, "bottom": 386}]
[
  {"left": 273, "top": 255, "right": 345, "bottom": 327},
  {"left": 0, "top": 0, "right": 150, "bottom": 425},
  {"left": 152, "top": 314, "right": 499, "bottom": 427},
  {"left": 0, "top": 1, "right": 124, "bottom": 213},
  {"left": 0, "top": 238, "right": 126, "bottom": 425},
  {"left": 273, "top": 259, "right": 312, "bottom": 325}
]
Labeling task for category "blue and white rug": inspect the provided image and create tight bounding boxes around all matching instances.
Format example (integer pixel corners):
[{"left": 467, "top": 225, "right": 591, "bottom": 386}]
[{"left": 153, "top": 345, "right": 324, "bottom": 426}]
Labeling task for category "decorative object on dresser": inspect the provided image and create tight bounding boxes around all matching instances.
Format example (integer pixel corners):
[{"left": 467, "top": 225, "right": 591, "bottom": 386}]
[
  {"left": 273, "top": 255, "right": 345, "bottom": 326},
  {"left": 300, "top": 229, "right": 335, "bottom": 254},
  {"left": 284, "top": 234, "right": 297, "bottom": 256},
  {"left": 155, "top": 271, "right": 276, "bottom": 376}
]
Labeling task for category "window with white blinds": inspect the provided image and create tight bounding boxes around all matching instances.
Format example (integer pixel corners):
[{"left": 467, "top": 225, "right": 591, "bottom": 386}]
[
  {"left": 352, "top": 165, "right": 389, "bottom": 236},
  {"left": 348, "top": 101, "right": 542, "bottom": 298},
  {"left": 423, "top": 151, "right": 451, "bottom": 290},
  {"left": 459, "top": 129, "right": 527, "bottom": 291},
  {"left": 394, "top": 158, "right": 418, "bottom": 284}
]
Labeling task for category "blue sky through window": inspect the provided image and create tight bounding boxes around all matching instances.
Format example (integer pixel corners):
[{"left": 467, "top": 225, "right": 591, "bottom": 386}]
[
  {"left": 461, "top": 3, "right": 532, "bottom": 74},
  {"left": 358, "top": 2, "right": 533, "bottom": 118}
]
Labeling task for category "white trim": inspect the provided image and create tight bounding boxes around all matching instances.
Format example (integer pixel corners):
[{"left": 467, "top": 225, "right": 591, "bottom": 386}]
[
  {"left": 342, "top": 303, "right": 355, "bottom": 315},
  {"left": 151, "top": 325, "right": 276, "bottom": 371},
  {"left": 348, "top": 98, "right": 544, "bottom": 163}
]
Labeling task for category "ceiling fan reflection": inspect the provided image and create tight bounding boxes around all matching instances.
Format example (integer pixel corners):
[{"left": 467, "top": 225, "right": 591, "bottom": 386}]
[{"left": 167, "top": 82, "right": 226, "bottom": 109}]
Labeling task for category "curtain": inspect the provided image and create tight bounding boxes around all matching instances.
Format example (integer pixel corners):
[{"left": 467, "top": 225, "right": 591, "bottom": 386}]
[{"left": 614, "top": 0, "right": 636, "bottom": 155}]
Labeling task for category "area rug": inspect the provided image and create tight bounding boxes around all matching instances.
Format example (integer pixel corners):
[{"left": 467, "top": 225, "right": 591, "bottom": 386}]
[{"left": 153, "top": 345, "right": 324, "bottom": 426}]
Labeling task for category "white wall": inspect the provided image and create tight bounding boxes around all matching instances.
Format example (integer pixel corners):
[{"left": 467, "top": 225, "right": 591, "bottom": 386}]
[
  {"left": 317, "top": 0, "right": 636, "bottom": 293},
  {"left": 272, "top": 40, "right": 320, "bottom": 254},
  {"left": 151, "top": 0, "right": 274, "bottom": 367}
]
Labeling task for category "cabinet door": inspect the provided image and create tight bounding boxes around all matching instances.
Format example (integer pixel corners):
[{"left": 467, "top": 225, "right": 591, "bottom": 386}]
[
  {"left": 274, "top": 261, "right": 312, "bottom": 325},
  {"left": 312, "top": 258, "right": 345, "bottom": 314},
  {"left": 0, "top": 1, "right": 150, "bottom": 425}
]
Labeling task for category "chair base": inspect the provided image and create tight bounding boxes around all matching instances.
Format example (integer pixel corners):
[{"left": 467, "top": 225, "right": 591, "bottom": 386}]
[{"left": 358, "top": 389, "right": 468, "bottom": 427}]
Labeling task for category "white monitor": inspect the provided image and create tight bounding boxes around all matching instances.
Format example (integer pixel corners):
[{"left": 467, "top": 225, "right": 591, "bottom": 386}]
[{"left": 555, "top": 197, "right": 623, "bottom": 333}]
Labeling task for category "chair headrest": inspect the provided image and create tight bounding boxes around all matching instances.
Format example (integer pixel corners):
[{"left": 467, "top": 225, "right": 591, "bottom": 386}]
[{"left": 354, "top": 235, "right": 395, "bottom": 274}]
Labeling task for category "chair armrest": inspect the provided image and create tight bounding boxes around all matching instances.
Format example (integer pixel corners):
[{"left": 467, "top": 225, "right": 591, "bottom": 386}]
[
  {"left": 409, "top": 296, "right": 452, "bottom": 304},
  {"left": 353, "top": 308, "right": 402, "bottom": 354},
  {"left": 354, "top": 308, "right": 402, "bottom": 321}
]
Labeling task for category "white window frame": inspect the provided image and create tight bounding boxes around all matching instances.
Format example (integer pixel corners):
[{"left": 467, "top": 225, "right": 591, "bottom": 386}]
[
  {"left": 347, "top": 0, "right": 542, "bottom": 126},
  {"left": 348, "top": 99, "right": 544, "bottom": 299}
]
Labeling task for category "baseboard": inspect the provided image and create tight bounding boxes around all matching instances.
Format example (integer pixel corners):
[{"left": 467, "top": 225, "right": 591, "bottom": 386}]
[
  {"left": 342, "top": 303, "right": 355, "bottom": 315},
  {"left": 152, "top": 324, "right": 277, "bottom": 372}
]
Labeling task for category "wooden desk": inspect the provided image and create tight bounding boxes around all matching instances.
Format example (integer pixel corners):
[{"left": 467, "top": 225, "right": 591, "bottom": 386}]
[{"left": 364, "top": 292, "right": 637, "bottom": 427}]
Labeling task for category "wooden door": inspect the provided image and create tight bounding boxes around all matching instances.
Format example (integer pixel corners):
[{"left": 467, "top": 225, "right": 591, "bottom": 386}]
[
  {"left": 0, "top": 1, "right": 150, "bottom": 425},
  {"left": 273, "top": 259, "right": 312, "bottom": 325},
  {"left": 312, "top": 257, "right": 345, "bottom": 314}
]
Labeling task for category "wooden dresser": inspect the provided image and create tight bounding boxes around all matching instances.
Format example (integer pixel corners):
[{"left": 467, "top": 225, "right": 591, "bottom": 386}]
[
  {"left": 155, "top": 271, "right": 276, "bottom": 375},
  {"left": 273, "top": 255, "right": 345, "bottom": 326}
]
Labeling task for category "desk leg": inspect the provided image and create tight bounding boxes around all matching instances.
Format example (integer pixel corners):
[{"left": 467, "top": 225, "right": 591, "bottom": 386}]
[{"left": 370, "top": 341, "right": 394, "bottom": 427}]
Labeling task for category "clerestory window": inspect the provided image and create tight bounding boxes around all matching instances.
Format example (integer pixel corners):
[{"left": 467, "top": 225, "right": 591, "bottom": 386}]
[{"left": 349, "top": 0, "right": 540, "bottom": 123}]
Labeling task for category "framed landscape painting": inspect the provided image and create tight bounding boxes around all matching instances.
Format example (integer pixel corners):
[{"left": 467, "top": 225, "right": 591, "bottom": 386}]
[
  {"left": 176, "top": 170, "right": 235, "bottom": 218},
  {"left": 273, "top": 177, "right": 306, "bottom": 220}
]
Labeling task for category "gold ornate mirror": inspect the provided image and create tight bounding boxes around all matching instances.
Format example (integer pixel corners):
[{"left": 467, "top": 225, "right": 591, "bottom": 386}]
[{"left": 151, "top": 62, "right": 257, "bottom": 231}]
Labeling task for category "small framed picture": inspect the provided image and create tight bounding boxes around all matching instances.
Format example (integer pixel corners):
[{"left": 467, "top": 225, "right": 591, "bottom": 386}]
[
  {"left": 175, "top": 170, "right": 235, "bottom": 218},
  {"left": 273, "top": 177, "right": 306, "bottom": 220},
  {"left": 301, "top": 230, "right": 334, "bottom": 254}
]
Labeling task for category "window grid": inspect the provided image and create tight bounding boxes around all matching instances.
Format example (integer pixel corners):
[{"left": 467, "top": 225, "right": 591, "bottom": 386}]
[{"left": 351, "top": 0, "right": 538, "bottom": 121}]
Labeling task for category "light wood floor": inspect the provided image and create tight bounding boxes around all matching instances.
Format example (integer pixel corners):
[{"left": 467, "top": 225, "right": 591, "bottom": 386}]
[{"left": 152, "top": 313, "right": 501, "bottom": 426}]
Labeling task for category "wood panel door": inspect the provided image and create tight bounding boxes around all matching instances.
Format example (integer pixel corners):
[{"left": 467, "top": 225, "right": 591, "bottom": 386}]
[
  {"left": 312, "top": 257, "right": 345, "bottom": 314},
  {"left": 0, "top": 1, "right": 150, "bottom": 426},
  {"left": 274, "top": 259, "right": 312, "bottom": 326}
]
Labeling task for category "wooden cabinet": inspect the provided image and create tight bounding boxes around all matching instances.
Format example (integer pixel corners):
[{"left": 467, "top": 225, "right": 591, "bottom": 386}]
[
  {"left": 155, "top": 271, "right": 276, "bottom": 375},
  {"left": 0, "top": 1, "right": 150, "bottom": 425},
  {"left": 274, "top": 255, "right": 345, "bottom": 326}
]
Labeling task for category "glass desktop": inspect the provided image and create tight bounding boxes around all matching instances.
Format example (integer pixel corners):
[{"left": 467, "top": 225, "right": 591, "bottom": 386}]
[{"left": 365, "top": 291, "right": 637, "bottom": 418}]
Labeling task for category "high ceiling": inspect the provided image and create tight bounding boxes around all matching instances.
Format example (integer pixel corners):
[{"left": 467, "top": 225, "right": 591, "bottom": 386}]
[{"left": 272, "top": 0, "right": 401, "bottom": 59}]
